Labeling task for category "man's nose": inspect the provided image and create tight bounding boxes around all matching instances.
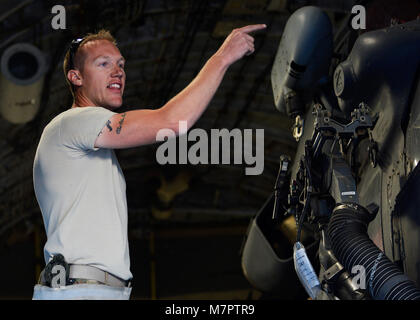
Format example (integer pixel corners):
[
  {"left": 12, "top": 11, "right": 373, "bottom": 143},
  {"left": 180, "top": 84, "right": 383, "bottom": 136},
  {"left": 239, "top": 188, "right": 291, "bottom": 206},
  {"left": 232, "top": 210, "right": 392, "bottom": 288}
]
[{"left": 111, "top": 64, "right": 123, "bottom": 78}]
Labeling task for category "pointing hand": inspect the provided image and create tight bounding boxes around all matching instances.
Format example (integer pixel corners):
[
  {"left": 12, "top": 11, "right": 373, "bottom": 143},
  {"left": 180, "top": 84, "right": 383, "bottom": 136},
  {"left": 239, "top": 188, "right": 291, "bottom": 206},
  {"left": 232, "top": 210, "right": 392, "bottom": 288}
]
[{"left": 214, "top": 24, "right": 267, "bottom": 66}]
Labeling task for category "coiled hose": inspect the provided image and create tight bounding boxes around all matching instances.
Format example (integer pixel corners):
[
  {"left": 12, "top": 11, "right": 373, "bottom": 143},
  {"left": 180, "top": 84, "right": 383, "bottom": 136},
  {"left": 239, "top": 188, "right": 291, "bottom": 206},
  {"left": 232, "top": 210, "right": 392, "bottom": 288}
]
[{"left": 327, "top": 203, "right": 420, "bottom": 300}]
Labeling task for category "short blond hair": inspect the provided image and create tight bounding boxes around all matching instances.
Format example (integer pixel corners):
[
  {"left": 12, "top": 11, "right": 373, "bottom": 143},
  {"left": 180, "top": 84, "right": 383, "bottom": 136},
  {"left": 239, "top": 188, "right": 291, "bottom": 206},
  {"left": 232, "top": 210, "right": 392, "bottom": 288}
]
[{"left": 63, "top": 29, "right": 118, "bottom": 98}]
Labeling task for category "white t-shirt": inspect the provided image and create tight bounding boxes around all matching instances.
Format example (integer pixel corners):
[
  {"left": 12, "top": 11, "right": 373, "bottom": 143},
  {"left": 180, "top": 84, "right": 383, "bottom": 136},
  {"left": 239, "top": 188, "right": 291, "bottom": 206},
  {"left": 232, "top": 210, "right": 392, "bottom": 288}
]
[{"left": 33, "top": 106, "right": 132, "bottom": 280}]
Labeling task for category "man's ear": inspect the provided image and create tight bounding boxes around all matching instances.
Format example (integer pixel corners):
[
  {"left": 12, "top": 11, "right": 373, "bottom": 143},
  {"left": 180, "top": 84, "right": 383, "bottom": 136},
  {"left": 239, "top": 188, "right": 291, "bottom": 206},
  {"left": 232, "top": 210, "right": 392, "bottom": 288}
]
[{"left": 67, "top": 69, "right": 82, "bottom": 87}]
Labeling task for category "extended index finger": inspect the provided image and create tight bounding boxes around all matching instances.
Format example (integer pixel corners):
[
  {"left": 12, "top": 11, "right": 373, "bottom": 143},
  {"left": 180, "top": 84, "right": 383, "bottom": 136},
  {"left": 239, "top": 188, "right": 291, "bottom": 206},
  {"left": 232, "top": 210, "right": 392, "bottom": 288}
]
[{"left": 238, "top": 24, "right": 267, "bottom": 34}]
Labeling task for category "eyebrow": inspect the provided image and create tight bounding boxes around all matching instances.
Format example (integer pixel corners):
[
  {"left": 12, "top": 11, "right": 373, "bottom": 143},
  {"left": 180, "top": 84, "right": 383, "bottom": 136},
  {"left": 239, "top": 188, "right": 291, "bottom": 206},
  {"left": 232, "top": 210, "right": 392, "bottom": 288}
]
[{"left": 93, "top": 55, "right": 126, "bottom": 63}]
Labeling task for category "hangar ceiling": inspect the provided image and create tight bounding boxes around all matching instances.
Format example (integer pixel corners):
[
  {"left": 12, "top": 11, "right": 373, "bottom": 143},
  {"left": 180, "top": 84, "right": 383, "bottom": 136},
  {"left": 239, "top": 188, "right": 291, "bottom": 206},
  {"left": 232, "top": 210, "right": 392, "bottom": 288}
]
[{"left": 0, "top": 0, "right": 359, "bottom": 245}]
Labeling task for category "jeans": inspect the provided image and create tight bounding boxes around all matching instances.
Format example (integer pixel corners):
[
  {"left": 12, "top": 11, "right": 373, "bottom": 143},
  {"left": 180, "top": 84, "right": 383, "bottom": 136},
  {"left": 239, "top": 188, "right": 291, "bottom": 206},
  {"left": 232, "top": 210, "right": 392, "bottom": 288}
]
[{"left": 32, "top": 283, "right": 132, "bottom": 300}]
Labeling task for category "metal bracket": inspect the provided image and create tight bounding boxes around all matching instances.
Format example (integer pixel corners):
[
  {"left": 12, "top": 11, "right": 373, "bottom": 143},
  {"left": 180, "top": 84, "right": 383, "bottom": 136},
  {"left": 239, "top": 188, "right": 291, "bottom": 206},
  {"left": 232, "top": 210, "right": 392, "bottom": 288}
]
[{"left": 313, "top": 102, "right": 373, "bottom": 137}]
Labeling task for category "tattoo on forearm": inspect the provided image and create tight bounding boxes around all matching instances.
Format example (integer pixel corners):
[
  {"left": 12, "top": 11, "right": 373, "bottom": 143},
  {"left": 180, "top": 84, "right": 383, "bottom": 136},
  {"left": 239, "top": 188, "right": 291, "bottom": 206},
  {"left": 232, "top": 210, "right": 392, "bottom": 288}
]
[
  {"left": 98, "top": 130, "right": 103, "bottom": 137},
  {"left": 106, "top": 120, "right": 113, "bottom": 132},
  {"left": 116, "top": 113, "right": 126, "bottom": 134}
]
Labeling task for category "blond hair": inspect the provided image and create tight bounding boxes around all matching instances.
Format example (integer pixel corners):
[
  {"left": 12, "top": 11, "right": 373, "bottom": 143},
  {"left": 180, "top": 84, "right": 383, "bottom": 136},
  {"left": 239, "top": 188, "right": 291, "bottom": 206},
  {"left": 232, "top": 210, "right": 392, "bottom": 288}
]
[{"left": 63, "top": 29, "right": 118, "bottom": 98}]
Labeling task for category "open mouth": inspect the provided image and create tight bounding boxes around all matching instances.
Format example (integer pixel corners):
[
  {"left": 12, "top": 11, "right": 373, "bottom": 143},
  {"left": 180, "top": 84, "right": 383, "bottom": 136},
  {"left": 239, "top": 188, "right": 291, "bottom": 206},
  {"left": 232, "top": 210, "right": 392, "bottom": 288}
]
[{"left": 107, "top": 83, "right": 122, "bottom": 92}]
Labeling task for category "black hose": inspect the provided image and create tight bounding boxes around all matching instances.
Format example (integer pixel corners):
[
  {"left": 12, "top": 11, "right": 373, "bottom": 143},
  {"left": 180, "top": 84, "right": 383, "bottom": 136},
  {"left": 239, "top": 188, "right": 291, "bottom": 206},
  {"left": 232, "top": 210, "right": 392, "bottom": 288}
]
[{"left": 327, "top": 203, "right": 420, "bottom": 300}]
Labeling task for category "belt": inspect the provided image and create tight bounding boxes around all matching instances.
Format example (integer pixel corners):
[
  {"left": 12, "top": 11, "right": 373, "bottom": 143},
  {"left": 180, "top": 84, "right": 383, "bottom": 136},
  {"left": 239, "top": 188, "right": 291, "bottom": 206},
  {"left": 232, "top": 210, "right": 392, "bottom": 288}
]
[
  {"left": 39, "top": 264, "right": 131, "bottom": 288},
  {"left": 69, "top": 265, "right": 131, "bottom": 288}
]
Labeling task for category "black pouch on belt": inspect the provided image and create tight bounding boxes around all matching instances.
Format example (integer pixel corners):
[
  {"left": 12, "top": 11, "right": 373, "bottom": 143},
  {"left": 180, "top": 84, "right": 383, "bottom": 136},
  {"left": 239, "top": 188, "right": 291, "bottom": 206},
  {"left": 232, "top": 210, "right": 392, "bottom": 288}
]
[{"left": 44, "top": 254, "right": 70, "bottom": 287}]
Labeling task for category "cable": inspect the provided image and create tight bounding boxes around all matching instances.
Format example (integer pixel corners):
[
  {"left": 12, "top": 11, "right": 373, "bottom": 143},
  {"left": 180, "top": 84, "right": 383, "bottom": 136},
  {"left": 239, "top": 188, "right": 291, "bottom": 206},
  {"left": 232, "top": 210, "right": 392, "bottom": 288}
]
[{"left": 296, "top": 157, "right": 312, "bottom": 242}]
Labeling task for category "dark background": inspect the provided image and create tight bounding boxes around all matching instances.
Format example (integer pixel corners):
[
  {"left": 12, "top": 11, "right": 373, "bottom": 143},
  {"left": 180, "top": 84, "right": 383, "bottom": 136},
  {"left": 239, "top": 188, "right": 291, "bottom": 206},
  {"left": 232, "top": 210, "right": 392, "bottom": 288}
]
[{"left": 0, "top": 0, "right": 419, "bottom": 299}]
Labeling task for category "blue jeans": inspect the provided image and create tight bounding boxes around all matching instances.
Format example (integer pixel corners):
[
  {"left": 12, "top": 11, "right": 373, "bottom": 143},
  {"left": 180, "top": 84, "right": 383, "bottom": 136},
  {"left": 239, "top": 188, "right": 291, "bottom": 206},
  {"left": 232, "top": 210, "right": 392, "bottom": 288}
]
[{"left": 32, "top": 284, "right": 132, "bottom": 300}]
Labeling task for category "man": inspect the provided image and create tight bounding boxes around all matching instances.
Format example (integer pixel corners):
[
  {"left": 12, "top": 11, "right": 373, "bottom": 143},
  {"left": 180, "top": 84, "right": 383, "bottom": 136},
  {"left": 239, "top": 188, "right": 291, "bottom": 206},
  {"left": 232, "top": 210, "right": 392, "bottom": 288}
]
[{"left": 32, "top": 24, "right": 266, "bottom": 300}]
